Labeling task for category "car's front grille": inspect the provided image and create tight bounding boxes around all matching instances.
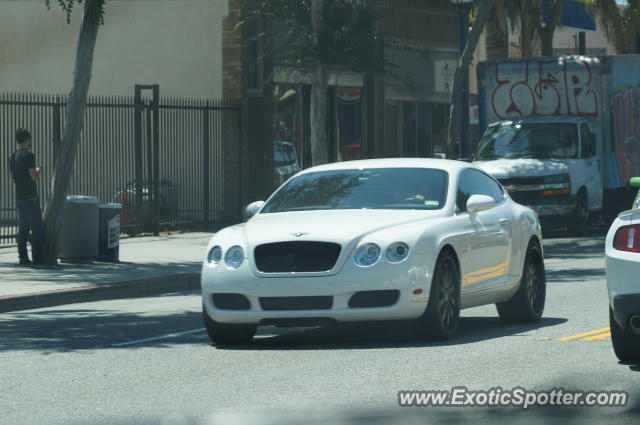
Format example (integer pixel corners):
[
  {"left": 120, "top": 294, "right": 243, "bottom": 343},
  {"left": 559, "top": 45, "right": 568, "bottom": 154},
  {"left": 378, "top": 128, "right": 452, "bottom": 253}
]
[
  {"left": 254, "top": 241, "right": 341, "bottom": 273},
  {"left": 498, "top": 176, "right": 548, "bottom": 187},
  {"left": 259, "top": 296, "right": 333, "bottom": 311}
]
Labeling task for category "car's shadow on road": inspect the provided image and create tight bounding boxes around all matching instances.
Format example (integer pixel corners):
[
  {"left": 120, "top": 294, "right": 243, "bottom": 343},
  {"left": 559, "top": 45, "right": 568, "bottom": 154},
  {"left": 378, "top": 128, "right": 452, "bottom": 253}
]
[{"left": 217, "top": 316, "right": 568, "bottom": 351}]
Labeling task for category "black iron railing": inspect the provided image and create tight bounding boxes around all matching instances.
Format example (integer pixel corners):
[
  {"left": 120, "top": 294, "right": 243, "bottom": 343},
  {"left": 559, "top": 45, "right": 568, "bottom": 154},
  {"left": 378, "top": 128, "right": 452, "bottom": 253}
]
[{"left": 1, "top": 92, "right": 242, "bottom": 246}]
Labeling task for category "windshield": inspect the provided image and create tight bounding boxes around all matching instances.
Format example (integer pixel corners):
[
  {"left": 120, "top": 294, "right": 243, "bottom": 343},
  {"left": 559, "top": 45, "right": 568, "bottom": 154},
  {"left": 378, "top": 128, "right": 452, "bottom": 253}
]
[
  {"left": 476, "top": 122, "right": 578, "bottom": 160},
  {"left": 261, "top": 167, "right": 448, "bottom": 213}
]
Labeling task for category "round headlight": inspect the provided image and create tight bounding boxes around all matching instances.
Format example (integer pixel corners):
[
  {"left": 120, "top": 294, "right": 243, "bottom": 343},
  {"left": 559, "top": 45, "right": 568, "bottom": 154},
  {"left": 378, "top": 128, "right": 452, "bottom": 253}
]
[
  {"left": 225, "top": 246, "right": 245, "bottom": 269},
  {"left": 207, "top": 246, "right": 222, "bottom": 265},
  {"left": 386, "top": 242, "right": 410, "bottom": 263},
  {"left": 354, "top": 243, "right": 381, "bottom": 267}
]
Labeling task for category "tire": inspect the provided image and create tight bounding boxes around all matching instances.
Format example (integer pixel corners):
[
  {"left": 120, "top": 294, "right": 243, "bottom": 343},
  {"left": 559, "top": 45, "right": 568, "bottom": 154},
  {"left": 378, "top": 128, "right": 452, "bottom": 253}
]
[
  {"left": 203, "top": 306, "right": 256, "bottom": 345},
  {"left": 609, "top": 307, "right": 640, "bottom": 363},
  {"left": 496, "top": 240, "right": 546, "bottom": 323},
  {"left": 567, "top": 191, "right": 588, "bottom": 235},
  {"left": 413, "top": 250, "right": 461, "bottom": 340}
]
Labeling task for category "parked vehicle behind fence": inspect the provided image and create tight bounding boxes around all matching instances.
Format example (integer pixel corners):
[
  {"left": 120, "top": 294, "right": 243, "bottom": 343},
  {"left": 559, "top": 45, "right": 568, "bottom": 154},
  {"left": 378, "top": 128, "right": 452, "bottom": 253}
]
[
  {"left": 113, "top": 180, "right": 177, "bottom": 235},
  {"left": 273, "top": 141, "right": 300, "bottom": 188}
]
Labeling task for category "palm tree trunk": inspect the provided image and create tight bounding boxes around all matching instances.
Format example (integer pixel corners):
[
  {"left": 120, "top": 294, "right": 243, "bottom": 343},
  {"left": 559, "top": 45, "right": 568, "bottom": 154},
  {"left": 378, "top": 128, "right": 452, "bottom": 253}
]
[
  {"left": 42, "top": 0, "right": 102, "bottom": 264},
  {"left": 485, "top": 0, "right": 508, "bottom": 61},
  {"left": 310, "top": 0, "right": 329, "bottom": 166}
]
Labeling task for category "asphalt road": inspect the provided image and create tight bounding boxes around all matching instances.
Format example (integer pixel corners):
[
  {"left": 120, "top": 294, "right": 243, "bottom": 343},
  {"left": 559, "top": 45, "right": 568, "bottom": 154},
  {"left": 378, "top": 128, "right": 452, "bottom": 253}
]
[{"left": 1, "top": 230, "right": 639, "bottom": 425}]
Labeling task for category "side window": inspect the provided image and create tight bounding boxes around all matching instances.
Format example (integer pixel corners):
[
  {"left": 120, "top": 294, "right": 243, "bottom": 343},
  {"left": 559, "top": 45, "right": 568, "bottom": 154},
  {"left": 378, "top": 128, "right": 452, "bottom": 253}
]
[
  {"left": 485, "top": 175, "right": 504, "bottom": 203},
  {"left": 457, "top": 169, "right": 495, "bottom": 212},
  {"left": 580, "top": 123, "right": 597, "bottom": 158}
]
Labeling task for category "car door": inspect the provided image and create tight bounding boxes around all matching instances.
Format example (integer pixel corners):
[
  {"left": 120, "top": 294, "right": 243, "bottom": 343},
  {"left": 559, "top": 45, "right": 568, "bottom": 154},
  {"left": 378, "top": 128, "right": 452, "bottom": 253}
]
[
  {"left": 455, "top": 169, "right": 512, "bottom": 301},
  {"left": 580, "top": 122, "right": 603, "bottom": 211}
]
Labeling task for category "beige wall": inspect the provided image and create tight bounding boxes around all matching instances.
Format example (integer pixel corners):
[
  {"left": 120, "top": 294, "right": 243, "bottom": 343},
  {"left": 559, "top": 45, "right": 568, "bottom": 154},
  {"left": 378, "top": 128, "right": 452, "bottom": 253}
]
[{"left": 0, "top": 0, "right": 228, "bottom": 98}]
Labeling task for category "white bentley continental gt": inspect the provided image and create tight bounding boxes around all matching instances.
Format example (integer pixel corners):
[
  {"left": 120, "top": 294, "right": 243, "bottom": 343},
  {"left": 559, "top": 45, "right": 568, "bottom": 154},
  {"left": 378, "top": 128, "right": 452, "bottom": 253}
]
[{"left": 202, "top": 159, "right": 546, "bottom": 345}]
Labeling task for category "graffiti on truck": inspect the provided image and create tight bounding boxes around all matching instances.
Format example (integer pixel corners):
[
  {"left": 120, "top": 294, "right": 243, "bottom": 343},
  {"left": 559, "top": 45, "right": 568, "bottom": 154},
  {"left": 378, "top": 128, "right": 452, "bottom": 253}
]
[
  {"left": 612, "top": 87, "right": 640, "bottom": 184},
  {"left": 489, "top": 59, "right": 599, "bottom": 120}
]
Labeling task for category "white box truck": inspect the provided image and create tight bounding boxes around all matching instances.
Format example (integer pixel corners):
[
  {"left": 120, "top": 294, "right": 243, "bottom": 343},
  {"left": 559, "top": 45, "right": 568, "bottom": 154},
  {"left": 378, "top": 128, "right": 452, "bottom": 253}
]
[{"left": 474, "top": 55, "right": 640, "bottom": 233}]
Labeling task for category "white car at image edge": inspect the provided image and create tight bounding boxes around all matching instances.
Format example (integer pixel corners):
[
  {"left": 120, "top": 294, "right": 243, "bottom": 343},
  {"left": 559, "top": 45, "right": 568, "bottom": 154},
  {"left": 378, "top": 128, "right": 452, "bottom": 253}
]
[
  {"left": 606, "top": 208, "right": 640, "bottom": 362},
  {"left": 201, "top": 158, "right": 546, "bottom": 345}
]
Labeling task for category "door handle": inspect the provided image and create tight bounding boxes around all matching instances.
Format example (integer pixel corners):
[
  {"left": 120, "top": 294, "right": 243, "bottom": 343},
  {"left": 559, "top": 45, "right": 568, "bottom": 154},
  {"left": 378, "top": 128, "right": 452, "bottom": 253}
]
[{"left": 499, "top": 219, "right": 511, "bottom": 227}]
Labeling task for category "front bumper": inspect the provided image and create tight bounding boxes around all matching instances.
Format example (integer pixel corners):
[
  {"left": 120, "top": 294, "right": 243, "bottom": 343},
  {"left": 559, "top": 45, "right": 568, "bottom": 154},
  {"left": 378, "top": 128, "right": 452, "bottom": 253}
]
[
  {"left": 508, "top": 191, "right": 576, "bottom": 218},
  {"left": 202, "top": 261, "right": 431, "bottom": 325}
]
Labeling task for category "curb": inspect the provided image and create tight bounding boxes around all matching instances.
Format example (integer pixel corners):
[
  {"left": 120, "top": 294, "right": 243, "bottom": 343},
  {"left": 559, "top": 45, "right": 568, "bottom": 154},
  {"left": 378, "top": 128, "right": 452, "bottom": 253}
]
[{"left": 0, "top": 272, "right": 201, "bottom": 313}]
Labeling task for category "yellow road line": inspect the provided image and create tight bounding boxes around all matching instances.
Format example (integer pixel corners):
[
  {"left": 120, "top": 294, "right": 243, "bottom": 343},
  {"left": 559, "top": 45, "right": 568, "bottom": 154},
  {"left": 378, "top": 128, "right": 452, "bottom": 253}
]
[
  {"left": 556, "top": 327, "right": 610, "bottom": 341},
  {"left": 581, "top": 332, "right": 611, "bottom": 341}
]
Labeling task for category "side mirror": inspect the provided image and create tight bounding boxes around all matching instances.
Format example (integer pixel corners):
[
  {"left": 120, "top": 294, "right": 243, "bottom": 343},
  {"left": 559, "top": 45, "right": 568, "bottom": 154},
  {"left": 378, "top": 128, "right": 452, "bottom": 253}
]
[
  {"left": 466, "top": 194, "right": 496, "bottom": 213},
  {"left": 629, "top": 177, "right": 640, "bottom": 188},
  {"left": 244, "top": 201, "right": 265, "bottom": 220}
]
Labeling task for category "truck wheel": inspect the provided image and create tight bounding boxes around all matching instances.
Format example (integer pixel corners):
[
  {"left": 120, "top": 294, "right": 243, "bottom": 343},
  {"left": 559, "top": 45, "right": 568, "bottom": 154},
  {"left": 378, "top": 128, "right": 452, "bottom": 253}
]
[
  {"left": 567, "top": 191, "right": 588, "bottom": 235},
  {"left": 609, "top": 307, "right": 640, "bottom": 363},
  {"left": 496, "top": 240, "right": 545, "bottom": 323}
]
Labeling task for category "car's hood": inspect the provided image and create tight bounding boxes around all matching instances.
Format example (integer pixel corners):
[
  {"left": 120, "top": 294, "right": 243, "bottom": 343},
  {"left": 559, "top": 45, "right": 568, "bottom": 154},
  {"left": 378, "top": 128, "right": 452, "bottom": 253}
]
[
  {"left": 241, "top": 209, "right": 445, "bottom": 247},
  {"left": 474, "top": 158, "right": 569, "bottom": 178}
]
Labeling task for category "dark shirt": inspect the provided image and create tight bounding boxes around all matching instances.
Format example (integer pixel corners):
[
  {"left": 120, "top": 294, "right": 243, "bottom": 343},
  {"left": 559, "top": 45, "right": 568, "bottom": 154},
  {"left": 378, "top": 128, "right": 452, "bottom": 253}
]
[{"left": 9, "top": 150, "right": 38, "bottom": 200}]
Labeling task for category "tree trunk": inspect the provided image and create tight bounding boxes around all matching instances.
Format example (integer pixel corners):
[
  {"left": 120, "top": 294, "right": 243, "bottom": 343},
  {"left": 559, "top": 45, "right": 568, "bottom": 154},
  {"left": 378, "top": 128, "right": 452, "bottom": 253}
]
[
  {"left": 42, "top": 0, "right": 102, "bottom": 264},
  {"left": 448, "top": 0, "right": 496, "bottom": 157},
  {"left": 310, "top": 0, "right": 329, "bottom": 165},
  {"left": 540, "top": 28, "right": 554, "bottom": 56},
  {"left": 539, "top": 0, "right": 565, "bottom": 56},
  {"left": 485, "top": 0, "right": 509, "bottom": 61},
  {"left": 310, "top": 63, "right": 329, "bottom": 165}
]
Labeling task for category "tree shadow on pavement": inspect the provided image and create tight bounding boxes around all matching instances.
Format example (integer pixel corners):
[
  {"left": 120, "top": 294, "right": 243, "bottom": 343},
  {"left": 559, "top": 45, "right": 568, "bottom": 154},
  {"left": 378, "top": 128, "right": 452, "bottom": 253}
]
[
  {"left": 545, "top": 268, "right": 605, "bottom": 283},
  {"left": 216, "top": 316, "right": 568, "bottom": 351},
  {"left": 0, "top": 303, "right": 566, "bottom": 353},
  {"left": 542, "top": 236, "right": 606, "bottom": 261},
  {"left": 0, "top": 307, "right": 207, "bottom": 353}
]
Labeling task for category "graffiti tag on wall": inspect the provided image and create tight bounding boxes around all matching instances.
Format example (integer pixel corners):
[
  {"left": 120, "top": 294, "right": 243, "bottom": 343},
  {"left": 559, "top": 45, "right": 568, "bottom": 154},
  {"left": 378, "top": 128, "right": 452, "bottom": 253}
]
[
  {"left": 612, "top": 87, "right": 640, "bottom": 184},
  {"left": 489, "top": 59, "right": 599, "bottom": 120}
]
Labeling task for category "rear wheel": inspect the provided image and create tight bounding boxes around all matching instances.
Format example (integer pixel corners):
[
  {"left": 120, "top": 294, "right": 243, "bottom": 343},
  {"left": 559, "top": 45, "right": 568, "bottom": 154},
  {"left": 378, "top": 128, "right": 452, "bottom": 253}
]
[
  {"left": 203, "top": 306, "right": 256, "bottom": 345},
  {"left": 496, "top": 241, "right": 545, "bottom": 323},
  {"left": 609, "top": 307, "right": 640, "bottom": 363},
  {"left": 413, "top": 250, "right": 460, "bottom": 340}
]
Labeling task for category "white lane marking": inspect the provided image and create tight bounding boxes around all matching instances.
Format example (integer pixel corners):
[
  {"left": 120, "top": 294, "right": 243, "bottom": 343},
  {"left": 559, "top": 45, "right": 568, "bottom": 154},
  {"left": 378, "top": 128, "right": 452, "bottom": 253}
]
[{"left": 112, "top": 328, "right": 205, "bottom": 347}]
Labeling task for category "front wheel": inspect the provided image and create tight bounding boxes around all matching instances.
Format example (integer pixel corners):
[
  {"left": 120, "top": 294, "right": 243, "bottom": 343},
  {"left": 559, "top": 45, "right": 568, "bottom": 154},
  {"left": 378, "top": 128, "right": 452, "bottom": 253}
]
[
  {"left": 203, "top": 306, "right": 256, "bottom": 345},
  {"left": 610, "top": 307, "right": 640, "bottom": 363},
  {"left": 567, "top": 192, "right": 588, "bottom": 235},
  {"left": 496, "top": 241, "right": 546, "bottom": 323},
  {"left": 413, "top": 250, "right": 460, "bottom": 340}
]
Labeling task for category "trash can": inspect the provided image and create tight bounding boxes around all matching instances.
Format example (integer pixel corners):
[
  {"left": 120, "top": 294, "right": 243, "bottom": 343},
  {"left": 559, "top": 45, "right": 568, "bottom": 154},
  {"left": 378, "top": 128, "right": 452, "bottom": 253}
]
[
  {"left": 59, "top": 195, "right": 100, "bottom": 261},
  {"left": 98, "top": 203, "right": 121, "bottom": 262}
]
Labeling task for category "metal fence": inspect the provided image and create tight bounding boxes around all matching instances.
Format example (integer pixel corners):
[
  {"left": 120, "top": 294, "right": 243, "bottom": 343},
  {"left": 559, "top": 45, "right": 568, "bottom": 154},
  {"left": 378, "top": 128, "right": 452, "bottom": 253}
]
[{"left": 1, "top": 91, "right": 242, "bottom": 246}]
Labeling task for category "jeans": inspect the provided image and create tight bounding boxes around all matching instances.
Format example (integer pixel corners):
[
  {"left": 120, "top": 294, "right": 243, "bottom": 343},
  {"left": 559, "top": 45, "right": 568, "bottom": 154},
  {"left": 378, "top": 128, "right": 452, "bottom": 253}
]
[{"left": 16, "top": 198, "right": 45, "bottom": 263}]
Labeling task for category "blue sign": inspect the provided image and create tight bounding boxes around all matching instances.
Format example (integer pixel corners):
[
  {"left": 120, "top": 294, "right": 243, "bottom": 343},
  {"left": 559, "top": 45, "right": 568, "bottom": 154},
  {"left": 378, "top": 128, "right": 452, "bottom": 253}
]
[{"left": 543, "top": 0, "right": 596, "bottom": 31}]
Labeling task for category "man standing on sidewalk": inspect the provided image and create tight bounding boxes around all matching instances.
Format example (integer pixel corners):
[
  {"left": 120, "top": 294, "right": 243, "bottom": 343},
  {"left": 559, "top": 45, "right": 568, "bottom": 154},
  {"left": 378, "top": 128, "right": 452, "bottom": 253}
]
[{"left": 8, "top": 128, "right": 45, "bottom": 265}]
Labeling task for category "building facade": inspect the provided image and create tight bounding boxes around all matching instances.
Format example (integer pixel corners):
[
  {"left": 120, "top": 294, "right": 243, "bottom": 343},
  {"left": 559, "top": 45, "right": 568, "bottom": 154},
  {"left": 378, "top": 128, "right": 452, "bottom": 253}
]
[{"left": 0, "top": 0, "right": 228, "bottom": 98}]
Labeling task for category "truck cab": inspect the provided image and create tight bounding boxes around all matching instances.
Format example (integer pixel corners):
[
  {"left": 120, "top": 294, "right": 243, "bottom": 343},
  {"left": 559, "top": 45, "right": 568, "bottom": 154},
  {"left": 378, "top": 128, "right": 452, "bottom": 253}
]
[{"left": 473, "top": 116, "right": 603, "bottom": 233}]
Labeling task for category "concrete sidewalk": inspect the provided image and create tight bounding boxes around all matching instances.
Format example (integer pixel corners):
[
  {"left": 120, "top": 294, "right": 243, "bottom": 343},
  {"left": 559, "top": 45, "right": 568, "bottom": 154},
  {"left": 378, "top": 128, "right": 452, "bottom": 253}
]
[{"left": 0, "top": 232, "right": 212, "bottom": 313}]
